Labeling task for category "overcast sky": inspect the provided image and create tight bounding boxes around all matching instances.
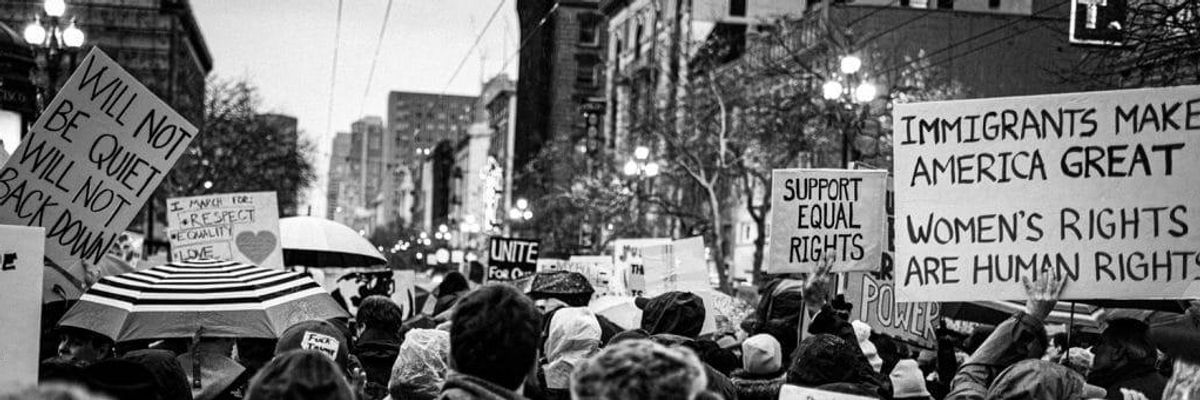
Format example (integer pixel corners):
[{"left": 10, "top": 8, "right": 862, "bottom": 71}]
[{"left": 192, "top": 0, "right": 517, "bottom": 216}]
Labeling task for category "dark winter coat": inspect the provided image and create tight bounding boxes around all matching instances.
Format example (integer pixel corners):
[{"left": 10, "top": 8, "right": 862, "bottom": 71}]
[
  {"left": 438, "top": 372, "right": 529, "bottom": 400},
  {"left": 1090, "top": 363, "right": 1167, "bottom": 400},
  {"left": 730, "top": 370, "right": 783, "bottom": 400}
]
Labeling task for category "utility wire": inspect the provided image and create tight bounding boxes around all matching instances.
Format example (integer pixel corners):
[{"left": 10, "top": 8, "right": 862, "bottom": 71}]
[
  {"left": 324, "top": 0, "right": 345, "bottom": 139},
  {"left": 359, "top": 0, "right": 397, "bottom": 118},
  {"left": 498, "top": 1, "right": 560, "bottom": 75},
  {"left": 441, "top": 0, "right": 509, "bottom": 95}
]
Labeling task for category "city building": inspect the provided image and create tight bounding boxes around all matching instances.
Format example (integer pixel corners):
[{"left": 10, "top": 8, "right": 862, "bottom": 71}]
[
  {"left": 326, "top": 132, "right": 353, "bottom": 222},
  {"left": 447, "top": 74, "right": 515, "bottom": 254},
  {"left": 385, "top": 91, "right": 476, "bottom": 226},
  {"left": 0, "top": 21, "right": 37, "bottom": 165},
  {"left": 324, "top": 117, "right": 387, "bottom": 235},
  {"left": 514, "top": 0, "right": 607, "bottom": 202},
  {"left": 412, "top": 140, "right": 456, "bottom": 233},
  {"left": 484, "top": 76, "right": 518, "bottom": 234}
]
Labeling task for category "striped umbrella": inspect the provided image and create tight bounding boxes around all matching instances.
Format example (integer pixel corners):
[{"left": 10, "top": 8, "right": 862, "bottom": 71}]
[{"left": 58, "top": 259, "right": 349, "bottom": 342}]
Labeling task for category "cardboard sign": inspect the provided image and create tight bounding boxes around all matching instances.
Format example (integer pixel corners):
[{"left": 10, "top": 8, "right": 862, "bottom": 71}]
[
  {"left": 893, "top": 86, "right": 1200, "bottom": 302},
  {"left": 309, "top": 268, "right": 419, "bottom": 320},
  {"left": 845, "top": 272, "right": 940, "bottom": 348},
  {"left": 779, "top": 384, "right": 876, "bottom": 400},
  {"left": 166, "top": 191, "right": 283, "bottom": 268},
  {"left": 557, "top": 255, "right": 614, "bottom": 297},
  {"left": 612, "top": 238, "right": 670, "bottom": 296},
  {"left": 643, "top": 236, "right": 709, "bottom": 296},
  {"left": 487, "top": 237, "right": 539, "bottom": 281},
  {"left": 0, "top": 49, "right": 197, "bottom": 300},
  {"left": 769, "top": 169, "right": 889, "bottom": 273},
  {"left": 0, "top": 225, "right": 45, "bottom": 388}
]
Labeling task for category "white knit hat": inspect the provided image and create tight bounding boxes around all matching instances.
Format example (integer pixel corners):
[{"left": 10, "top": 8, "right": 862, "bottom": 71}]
[
  {"left": 741, "top": 334, "right": 782, "bottom": 375},
  {"left": 890, "top": 359, "right": 932, "bottom": 399}
]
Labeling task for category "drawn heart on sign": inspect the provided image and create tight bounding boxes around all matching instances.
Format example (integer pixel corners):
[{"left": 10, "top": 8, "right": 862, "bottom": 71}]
[{"left": 235, "top": 231, "right": 277, "bottom": 264}]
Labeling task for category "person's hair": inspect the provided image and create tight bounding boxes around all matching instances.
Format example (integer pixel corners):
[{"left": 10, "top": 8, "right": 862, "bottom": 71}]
[
  {"left": 571, "top": 339, "right": 708, "bottom": 400},
  {"left": 438, "top": 271, "right": 469, "bottom": 294},
  {"left": 357, "top": 295, "right": 405, "bottom": 332},
  {"left": 1103, "top": 318, "right": 1155, "bottom": 363},
  {"left": 61, "top": 328, "right": 114, "bottom": 351},
  {"left": 245, "top": 350, "right": 355, "bottom": 400},
  {"left": 1050, "top": 333, "right": 1069, "bottom": 350},
  {"left": 449, "top": 283, "right": 541, "bottom": 390}
]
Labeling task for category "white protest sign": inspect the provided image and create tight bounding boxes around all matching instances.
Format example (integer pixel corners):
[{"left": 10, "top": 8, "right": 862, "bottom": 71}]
[
  {"left": 893, "top": 85, "right": 1200, "bottom": 302},
  {"left": 314, "top": 267, "right": 420, "bottom": 319},
  {"left": 778, "top": 384, "right": 876, "bottom": 400},
  {"left": 0, "top": 49, "right": 197, "bottom": 301},
  {"left": 612, "top": 238, "right": 670, "bottom": 297},
  {"left": 643, "top": 236, "right": 709, "bottom": 296},
  {"left": 845, "top": 272, "right": 940, "bottom": 348},
  {"left": 0, "top": 225, "right": 45, "bottom": 389},
  {"left": 166, "top": 191, "right": 283, "bottom": 268},
  {"left": 769, "top": 169, "right": 889, "bottom": 273},
  {"left": 563, "top": 255, "right": 614, "bottom": 296}
]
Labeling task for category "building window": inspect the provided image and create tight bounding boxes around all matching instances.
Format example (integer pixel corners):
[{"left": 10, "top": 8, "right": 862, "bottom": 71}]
[
  {"left": 987, "top": 0, "right": 1000, "bottom": 8},
  {"left": 730, "top": 0, "right": 746, "bottom": 17},
  {"left": 937, "top": 0, "right": 953, "bottom": 9},
  {"left": 579, "top": 16, "right": 600, "bottom": 46},
  {"left": 577, "top": 61, "right": 598, "bottom": 86}
]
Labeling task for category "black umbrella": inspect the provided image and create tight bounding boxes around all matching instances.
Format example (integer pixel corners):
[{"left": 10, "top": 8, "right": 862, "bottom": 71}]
[{"left": 523, "top": 271, "right": 595, "bottom": 307}]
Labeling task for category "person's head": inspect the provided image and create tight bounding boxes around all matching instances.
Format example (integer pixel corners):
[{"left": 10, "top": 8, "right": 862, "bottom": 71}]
[
  {"left": 438, "top": 271, "right": 469, "bottom": 295},
  {"left": 57, "top": 328, "right": 114, "bottom": 366},
  {"left": 571, "top": 339, "right": 708, "bottom": 400},
  {"left": 449, "top": 283, "right": 541, "bottom": 390},
  {"left": 1091, "top": 318, "right": 1155, "bottom": 375},
  {"left": 1046, "top": 332, "right": 1069, "bottom": 362},
  {"left": 890, "top": 359, "right": 931, "bottom": 400},
  {"left": 81, "top": 359, "right": 159, "bottom": 400},
  {"left": 120, "top": 350, "right": 191, "bottom": 400},
  {"left": 245, "top": 350, "right": 355, "bottom": 400},
  {"left": 637, "top": 291, "right": 706, "bottom": 339},
  {"left": 1, "top": 383, "right": 112, "bottom": 400},
  {"left": 986, "top": 359, "right": 1106, "bottom": 400},
  {"left": 787, "top": 334, "right": 875, "bottom": 388},
  {"left": 389, "top": 329, "right": 450, "bottom": 400},
  {"left": 357, "top": 295, "right": 405, "bottom": 334},
  {"left": 275, "top": 320, "right": 351, "bottom": 375},
  {"left": 741, "top": 334, "right": 782, "bottom": 376}
]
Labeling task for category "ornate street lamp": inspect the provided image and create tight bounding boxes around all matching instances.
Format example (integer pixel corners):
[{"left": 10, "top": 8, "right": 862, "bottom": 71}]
[
  {"left": 823, "top": 55, "right": 879, "bottom": 168},
  {"left": 23, "top": 0, "right": 86, "bottom": 107}
]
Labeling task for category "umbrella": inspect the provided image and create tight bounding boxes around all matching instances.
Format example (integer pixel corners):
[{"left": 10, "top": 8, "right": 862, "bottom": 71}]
[
  {"left": 941, "top": 301, "right": 1181, "bottom": 333},
  {"left": 58, "top": 259, "right": 349, "bottom": 342},
  {"left": 524, "top": 271, "right": 595, "bottom": 307},
  {"left": 279, "top": 216, "right": 387, "bottom": 267}
]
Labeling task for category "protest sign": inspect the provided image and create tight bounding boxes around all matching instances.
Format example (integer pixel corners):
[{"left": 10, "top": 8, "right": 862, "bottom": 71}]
[
  {"left": 893, "top": 85, "right": 1200, "bottom": 302},
  {"left": 768, "top": 169, "right": 889, "bottom": 273},
  {"left": 313, "top": 268, "right": 419, "bottom": 319},
  {"left": 565, "top": 255, "right": 615, "bottom": 296},
  {"left": 845, "top": 272, "right": 940, "bottom": 348},
  {"left": 166, "top": 191, "right": 283, "bottom": 268},
  {"left": 642, "top": 236, "right": 709, "bottom": 296},
  {"left": 0, "top": 49, "right": 197, "bottom": 300},
  {"left": 612, "top": 238, "right": 670, "bottom": 296},
  {"left": 779, "top": 384, "right": 876, "bottom": 400},
  {"left": 0, "top": 225, "right": 45, "bottom": 388},
  {"left": 487, "top": 237, "right": 539, "bottom": 281}
]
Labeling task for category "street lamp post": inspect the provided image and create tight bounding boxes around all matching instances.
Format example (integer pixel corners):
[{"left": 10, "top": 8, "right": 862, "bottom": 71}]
[
  {"left": 823, "top": 55, "right": 877, "bottom": 169},
  {"left": 623, "top": 145, "right": 660, "bottom": 234},
  {"left": 506, "top": 197, "right": 533, "bottom": 237},
  {"left": 23, "top": 0, "right": 86, "bottom": 108}
]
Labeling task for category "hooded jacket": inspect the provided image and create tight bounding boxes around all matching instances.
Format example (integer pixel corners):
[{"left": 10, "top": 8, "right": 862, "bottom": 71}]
[
  {"left": 786, "top": 333, "right": 885, "bottom": 397},
  {"left": 390, "top": 329, "right": 451, "bottom": 400},
  {"left": 986, "top": 359, "right": 1093, "bottom": 400},
  {"left": 543, "top": 308, "right": 602, "bottom": 391},
  {"left": 639, "top": 292, "right": 706, "bottom": 339},
  {"left": 122, "top": 349, "right": 193, "bottom": 400},
  {"left": 947, "top": 312, "right": 1050, "bottom": 400},
  {"left": 438, "top": 372, "right": 529, "bottom": 400}
]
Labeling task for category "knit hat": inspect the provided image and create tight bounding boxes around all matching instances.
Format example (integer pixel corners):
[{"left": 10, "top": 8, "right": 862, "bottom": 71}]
[
  {"left": 851, "top": 320, "right": 883, "bottom": 373},
  {"left": 275, "top": 320, "right": 350, "bottom": 370},
  {"left": 83, "top": 359, "right": 159, "bottom": 400},
  {"left": 890, "top": 359, "right": 931, "bottom": 399},
  {"left": 741, "top": 334, "right": 782, "bottom": 375},
  {"left": 636, "top": 291, "right": 706, "bottom": 339}
]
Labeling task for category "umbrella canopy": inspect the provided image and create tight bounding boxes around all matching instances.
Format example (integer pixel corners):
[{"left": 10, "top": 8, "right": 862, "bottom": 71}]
[
  {"left": 942, "top": 301, "right": 1181, "bottom": 333},
  {"left": 279, "top": 216, "right": 387, "bottom": 268},
  {"left": 525, "top": 271, "right": 595, "bottom": 307},
  {"left": 58, "top": 259, "right": 349, "bottom": 342}
]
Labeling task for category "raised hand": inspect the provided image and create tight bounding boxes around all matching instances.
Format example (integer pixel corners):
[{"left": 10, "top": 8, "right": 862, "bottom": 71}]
[
  {"left": 803, "top": 254, "right": 835, "bottom": 313},
  {"left": 1021, "top": 269, "right": 1067, "bottom": 322}
]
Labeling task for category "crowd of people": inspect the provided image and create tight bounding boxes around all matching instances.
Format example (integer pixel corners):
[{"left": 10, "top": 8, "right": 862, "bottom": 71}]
[{"left": 6, "top": 266, "right": 1200, "bottom": 400}]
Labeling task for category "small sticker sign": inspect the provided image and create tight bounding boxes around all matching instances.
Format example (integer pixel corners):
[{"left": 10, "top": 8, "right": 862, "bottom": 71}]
[{"left": 300, "top": 331, "right": 340, "bottom": 360}]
